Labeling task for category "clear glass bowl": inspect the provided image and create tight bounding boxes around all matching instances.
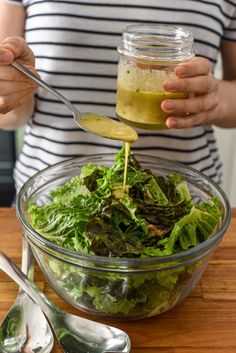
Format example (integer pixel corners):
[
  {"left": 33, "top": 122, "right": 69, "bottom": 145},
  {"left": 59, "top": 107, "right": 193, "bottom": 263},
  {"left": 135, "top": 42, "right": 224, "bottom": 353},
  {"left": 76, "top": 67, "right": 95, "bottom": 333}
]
[{"left": 16, "top": 154, "right": 231, "bottom": 320}]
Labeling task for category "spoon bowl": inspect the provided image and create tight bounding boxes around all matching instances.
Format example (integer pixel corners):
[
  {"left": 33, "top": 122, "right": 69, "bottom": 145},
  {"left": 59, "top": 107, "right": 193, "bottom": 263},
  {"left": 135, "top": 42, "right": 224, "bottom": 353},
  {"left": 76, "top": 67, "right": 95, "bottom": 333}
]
[
  {"left": 0, "top": 250, "right": 131, "bottom": 353},
  {"left": 11, "top": 61, "right": 138, "bottom": 143},
  {"left": 0, "top": 237, "right": 54, "bottom": 353}
]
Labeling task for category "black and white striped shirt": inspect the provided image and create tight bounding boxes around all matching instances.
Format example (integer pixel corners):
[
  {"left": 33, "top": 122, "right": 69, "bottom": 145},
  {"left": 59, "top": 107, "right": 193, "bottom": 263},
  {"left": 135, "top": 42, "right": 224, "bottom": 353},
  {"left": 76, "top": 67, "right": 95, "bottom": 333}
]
[{"left": 3, "top": 0, "right": 236, "bottom": 190}]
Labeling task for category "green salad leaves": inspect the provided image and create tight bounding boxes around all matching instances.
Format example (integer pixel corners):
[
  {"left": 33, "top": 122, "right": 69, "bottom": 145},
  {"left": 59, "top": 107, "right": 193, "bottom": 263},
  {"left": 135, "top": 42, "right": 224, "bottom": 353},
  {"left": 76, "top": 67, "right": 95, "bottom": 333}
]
[
  {"left": 28, "top": 148, "right": 222, "bottom": 318},
  {"left": 29, "top": 147, "right": 221, "bottom": 258}
]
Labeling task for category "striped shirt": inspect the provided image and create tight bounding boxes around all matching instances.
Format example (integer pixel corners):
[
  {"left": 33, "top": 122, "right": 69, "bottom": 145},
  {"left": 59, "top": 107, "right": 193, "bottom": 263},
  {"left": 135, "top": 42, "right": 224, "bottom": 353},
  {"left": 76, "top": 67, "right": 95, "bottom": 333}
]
[{"left": 3, "top": 0, "right": 236, "bottom": 190}]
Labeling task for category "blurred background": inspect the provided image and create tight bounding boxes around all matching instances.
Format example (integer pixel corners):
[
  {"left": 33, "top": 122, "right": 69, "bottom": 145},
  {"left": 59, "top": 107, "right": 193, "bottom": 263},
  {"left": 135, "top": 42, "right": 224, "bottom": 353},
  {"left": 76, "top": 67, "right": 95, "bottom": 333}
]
[
  {"left": 0, "top": 130, "right": 16, "bottom": 206},
  {"left": 214, "top": 127, "right": 236, "bottom": 207}
]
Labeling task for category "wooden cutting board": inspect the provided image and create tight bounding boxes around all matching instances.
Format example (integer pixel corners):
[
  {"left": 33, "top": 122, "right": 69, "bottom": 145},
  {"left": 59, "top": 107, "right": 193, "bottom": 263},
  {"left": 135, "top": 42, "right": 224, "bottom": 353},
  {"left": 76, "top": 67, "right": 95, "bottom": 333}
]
[{"left": 0, "top": 207, "right": 236, "bottom": 353}]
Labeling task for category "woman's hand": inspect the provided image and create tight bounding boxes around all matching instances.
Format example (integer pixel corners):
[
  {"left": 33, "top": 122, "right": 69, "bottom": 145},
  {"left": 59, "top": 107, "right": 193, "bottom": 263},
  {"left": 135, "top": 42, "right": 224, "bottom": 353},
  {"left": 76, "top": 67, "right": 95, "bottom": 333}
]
[
  {"left": 0, "top": 36, "right": 38, "bottom": 115},
  {"left": 161, "top": 56, "right": 222, "bottom": 129}
]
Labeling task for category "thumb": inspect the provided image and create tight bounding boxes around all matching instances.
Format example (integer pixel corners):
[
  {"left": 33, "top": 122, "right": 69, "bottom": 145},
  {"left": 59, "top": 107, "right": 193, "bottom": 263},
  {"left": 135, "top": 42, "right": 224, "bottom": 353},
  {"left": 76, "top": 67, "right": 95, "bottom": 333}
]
[
  {"left": 0, "top": 49, "right": 14, "bottom": 64},
  {"left": 0, "top": 37, "right": 35, "bottom": 67}
]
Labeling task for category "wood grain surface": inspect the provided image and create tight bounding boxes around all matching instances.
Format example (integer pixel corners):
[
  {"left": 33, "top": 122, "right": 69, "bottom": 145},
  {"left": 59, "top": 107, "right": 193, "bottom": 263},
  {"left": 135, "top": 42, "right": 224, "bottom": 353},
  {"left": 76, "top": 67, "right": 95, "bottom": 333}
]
[{"left": 0, "top": 207, "right": 235, "bottom": 353}]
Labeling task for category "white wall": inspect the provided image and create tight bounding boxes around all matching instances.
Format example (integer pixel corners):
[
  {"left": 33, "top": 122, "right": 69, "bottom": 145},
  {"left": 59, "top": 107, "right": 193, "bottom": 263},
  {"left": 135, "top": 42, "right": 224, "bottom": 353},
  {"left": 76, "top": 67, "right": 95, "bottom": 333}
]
[
  {"left": 214, "top": 127, "right": 236, "bottom": 207},
  {"left": 214, "top": 55, "right": 236, "bottom": 207}
]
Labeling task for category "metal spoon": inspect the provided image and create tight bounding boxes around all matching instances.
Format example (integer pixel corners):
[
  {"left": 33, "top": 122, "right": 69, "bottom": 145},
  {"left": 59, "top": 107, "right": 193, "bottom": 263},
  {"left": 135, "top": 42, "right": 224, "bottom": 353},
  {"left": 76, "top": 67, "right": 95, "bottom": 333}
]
[
  {"left": 0, "top": 237, "right": 54, "bottom": 353},
  {"left": 0, "top": 250, "right": 131, "bottom": 353},
  {"left": 11, "top": 61, "right": 138, "bottom": 143}
]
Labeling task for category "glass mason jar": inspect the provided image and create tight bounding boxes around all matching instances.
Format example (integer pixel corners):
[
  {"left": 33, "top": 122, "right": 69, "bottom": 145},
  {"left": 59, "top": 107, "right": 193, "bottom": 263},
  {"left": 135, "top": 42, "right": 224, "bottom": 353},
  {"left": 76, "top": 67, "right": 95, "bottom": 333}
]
[{"left": 116, "top": 24, "right": 194, "bottom": 130}]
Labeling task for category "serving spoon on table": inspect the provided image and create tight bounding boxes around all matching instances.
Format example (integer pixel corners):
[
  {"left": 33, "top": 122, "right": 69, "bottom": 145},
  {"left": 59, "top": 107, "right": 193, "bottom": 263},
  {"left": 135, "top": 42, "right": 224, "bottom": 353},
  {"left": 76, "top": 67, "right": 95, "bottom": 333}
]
[
  {"left": 0, "top": 237, "right": 54, "bottom": 353},
  {"left": 11, "top": 61, "right": 138, "bottom": 144},
  {"left": 0, "top": 249, "right": 131, "bottom": 353}
]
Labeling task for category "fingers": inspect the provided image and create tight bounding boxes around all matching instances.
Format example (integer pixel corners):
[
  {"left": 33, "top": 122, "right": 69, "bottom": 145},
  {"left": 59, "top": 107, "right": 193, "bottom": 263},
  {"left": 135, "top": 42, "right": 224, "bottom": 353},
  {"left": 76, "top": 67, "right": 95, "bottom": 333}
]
[
  {"left": 0, "top": 49, "right": 14, "bottom": 64},
  {"left": 0, "top": 88, "right": 36, "bottom": 114},
  {"left": 162, "top": 91, "right": 218, "bottom": 115},
  {"left": 166, "top": 113, "right": 211, "bottom": 129},
  {"left": 0, "top": 37, "right": 37, "bottom": 80},
  {"left": 0, "top": 65, "right": 36, "bottom": 83},
  {"left": 0, "top": 36, "right": 39, "bottom": 86},
  {"left": 163, "top": 73, "right": 217, "bottom": 94},
  {"left": 162, "top": 86, "right": 219, "bottom": 129},
  {"left": 0, "top": 36, "right": 35, "bottom": 65},
  {"left": 0, "top": 36, "right": 39, "bottom": 115},
  {"left": 175, "top": 56, "right": 212, "bottom": 78},
  {"left": 0, "top": 79, "right": 37, "bottom": 95},
  {"left": 161, "top": 57, "right": 219, "bottom": 129}
]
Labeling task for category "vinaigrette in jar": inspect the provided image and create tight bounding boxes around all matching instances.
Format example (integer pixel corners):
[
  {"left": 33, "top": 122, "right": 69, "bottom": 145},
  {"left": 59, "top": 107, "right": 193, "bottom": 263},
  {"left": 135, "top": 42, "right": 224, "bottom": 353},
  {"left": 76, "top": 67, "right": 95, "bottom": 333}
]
[{"left": 116, "top": 24, "right": 194, "bottom": 130}]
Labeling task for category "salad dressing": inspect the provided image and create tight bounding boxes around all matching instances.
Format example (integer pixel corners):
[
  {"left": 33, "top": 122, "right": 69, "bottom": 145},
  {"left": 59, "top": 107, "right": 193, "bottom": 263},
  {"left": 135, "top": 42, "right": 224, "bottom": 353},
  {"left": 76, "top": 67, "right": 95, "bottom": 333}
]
[
  {"left": 116, "top": 85, "right": 187, "bottom": 130},
  {"left": 123, "top": 142, "right": 130, "bottom": 192},
  {"left": 81, "top": 114, "right": 138, "bottom": 143},
  {"left": 81, "top": 114, "right": 137, "bottom": 193}
]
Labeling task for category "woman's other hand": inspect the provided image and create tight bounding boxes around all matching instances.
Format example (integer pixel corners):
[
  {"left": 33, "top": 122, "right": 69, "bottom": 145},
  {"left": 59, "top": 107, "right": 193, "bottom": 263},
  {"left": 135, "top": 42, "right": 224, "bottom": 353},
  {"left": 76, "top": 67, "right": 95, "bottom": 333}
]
[{"left": 161, "top": 56, "right": 221, "bottom": 129}]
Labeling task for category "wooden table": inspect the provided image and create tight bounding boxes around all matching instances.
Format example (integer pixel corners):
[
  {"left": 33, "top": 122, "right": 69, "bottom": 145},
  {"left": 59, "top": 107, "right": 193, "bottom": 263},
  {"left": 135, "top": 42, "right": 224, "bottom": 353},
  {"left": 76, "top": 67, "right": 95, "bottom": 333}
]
[{"left": 0, "top": 207, "right": 236, "bottom": 353}]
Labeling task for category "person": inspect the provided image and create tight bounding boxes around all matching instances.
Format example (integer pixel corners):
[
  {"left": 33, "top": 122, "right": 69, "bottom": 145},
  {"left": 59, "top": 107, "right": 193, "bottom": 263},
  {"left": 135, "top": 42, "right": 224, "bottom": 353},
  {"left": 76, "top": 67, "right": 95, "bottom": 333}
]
[{"left": 0, "top": 0, "right": 236, "bottom": 193}]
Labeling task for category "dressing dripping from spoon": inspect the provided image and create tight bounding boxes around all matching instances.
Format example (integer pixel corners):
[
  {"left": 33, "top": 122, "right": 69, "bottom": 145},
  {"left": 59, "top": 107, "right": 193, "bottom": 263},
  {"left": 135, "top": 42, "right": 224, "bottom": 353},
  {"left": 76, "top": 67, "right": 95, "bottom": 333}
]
[{"left": 123, "top": 142, "right": 130, "bottom": 192}]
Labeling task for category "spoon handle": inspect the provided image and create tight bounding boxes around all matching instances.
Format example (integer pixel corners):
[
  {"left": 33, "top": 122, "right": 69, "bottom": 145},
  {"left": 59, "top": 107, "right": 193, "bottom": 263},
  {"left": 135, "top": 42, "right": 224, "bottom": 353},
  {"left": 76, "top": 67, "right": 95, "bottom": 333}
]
[
  {"left": 21, "top": 235, "right": 34, "bottom": 278},
  {"left": 11, "top": 60, "right": 77, "bottom": 114},
  {"left": 0, "top": 249, "right": 53, "bottom": 319}
]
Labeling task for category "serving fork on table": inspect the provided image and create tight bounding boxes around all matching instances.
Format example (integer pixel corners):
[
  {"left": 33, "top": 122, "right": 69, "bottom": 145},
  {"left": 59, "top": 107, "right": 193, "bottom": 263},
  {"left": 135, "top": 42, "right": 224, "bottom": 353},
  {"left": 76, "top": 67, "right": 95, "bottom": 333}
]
[
  {"left": 0, "top": 239, "right": 131, "bottom": 353},
  {"left": 0, "top": 236, "right": 54, "bottom": 353}
]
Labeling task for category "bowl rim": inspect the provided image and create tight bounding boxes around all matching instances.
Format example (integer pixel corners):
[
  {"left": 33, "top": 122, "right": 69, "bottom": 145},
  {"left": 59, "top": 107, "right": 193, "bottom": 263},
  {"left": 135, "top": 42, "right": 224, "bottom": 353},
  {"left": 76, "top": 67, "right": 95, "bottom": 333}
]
[{"left": 16, "top": 153, "right": 231, "bottom": 266}]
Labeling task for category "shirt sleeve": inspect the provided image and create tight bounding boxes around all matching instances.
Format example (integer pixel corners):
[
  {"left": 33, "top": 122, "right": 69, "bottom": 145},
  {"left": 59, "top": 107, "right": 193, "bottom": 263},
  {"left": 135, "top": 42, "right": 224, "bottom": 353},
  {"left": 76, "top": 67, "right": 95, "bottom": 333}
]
[{"left": 223, "top": 5, "right": 236, "bottom": 41}]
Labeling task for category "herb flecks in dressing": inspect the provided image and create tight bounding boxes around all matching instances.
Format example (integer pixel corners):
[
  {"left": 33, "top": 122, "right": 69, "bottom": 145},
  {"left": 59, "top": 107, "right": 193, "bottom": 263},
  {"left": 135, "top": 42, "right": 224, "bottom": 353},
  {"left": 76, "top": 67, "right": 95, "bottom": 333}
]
[
  {"left": 81, "top": 114, "right": 138, "bottom": 143},
  {"left": 117, "top": 85, "right": 187, "bottom": 129}
]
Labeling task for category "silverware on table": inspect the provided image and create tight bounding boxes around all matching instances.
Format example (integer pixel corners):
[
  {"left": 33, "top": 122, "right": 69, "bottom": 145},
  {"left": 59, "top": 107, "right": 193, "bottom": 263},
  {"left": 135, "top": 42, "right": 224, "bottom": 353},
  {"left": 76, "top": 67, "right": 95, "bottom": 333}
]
[
  {"left": 0, "top": 249, "right": 131, "bottom": 353},
  {"left": 0, "top": 237, "right": 54, "bottom": 353}
]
